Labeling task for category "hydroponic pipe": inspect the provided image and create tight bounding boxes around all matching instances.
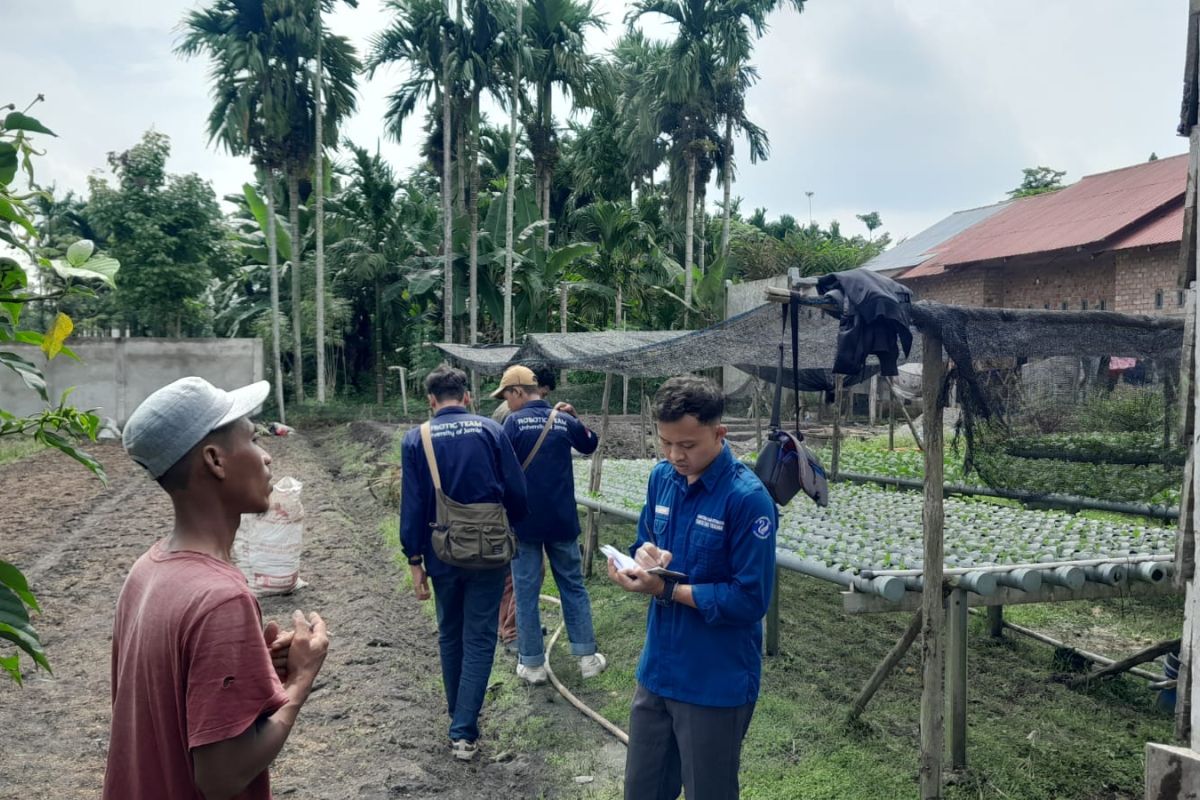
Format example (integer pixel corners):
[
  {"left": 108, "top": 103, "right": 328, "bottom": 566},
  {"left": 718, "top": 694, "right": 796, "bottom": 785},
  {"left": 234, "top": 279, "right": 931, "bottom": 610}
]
[
  {"left": 775, "top": 552, "right": 907, "bottom": 602},
  {"left": 575, "top": 496, "right": 907, "bottom": 602},
  {"left": 836, "top": 471, "right": 1179, "bottom": 521},
  {"left": 860, "top": 554, "right": 1173, "bottom": 579},
  {"left": 996, "top": 568, "right": 1042, "bottom": 593},
  {"left": 1085, "top": 564, "right": 1126, "bottom": 586},
  {"left": 902, "top": 572, "right": 998, "bottom": 596},
  {"left": 1133, "top": 561, "right": 1172, "bottom": 584}
]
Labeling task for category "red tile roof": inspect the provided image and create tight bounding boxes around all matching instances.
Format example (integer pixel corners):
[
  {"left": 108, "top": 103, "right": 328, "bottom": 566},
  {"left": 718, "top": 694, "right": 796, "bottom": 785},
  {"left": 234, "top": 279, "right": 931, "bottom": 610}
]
[{"left": 904, "top": 154, "right": 1187, "bottom": 279}]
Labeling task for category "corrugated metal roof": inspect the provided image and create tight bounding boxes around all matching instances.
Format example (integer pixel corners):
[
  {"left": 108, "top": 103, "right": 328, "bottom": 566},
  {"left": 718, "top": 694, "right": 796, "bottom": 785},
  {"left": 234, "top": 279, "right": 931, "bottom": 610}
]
[
  {"left": 1107, "top": 200, "right": 1184, "bottom": 250},
  {"left": 859, "top": 201, "right": 1011, "bottom": 273},
  {"left": 905, "top": 154, "right": 1187, "bottom": 279}
]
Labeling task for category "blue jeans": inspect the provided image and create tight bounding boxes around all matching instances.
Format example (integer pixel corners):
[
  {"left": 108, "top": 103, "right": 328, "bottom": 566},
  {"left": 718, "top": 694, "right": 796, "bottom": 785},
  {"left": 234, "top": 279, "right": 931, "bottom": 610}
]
[
  {"left": 431, "top": 568, "right": 507, "bottom": 742},
  {"left": 511, "top": 538, "right": 597, "bottom": 667}
]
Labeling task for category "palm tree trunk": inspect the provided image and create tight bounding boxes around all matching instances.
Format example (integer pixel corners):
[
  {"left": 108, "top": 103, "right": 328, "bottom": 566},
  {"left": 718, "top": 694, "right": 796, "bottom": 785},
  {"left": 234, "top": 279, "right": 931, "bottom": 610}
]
[
  {"left": 314, "top": 8, "right": 327, "bottom": 402},
  {"left": 684, "top": 151, "right": 696, "bottom": 319},
  {"left": 287, "top": 172, "right": 304, "bottom": 402},
  {"left": 721, "top": 117, "right": 732, "bottom": 258},
  {"left": 441, "top": 61, "right": 454, "bottom": 342},
  {"left": 504, "top": 0, "right": 522, "bottom": 346},
  {"left": 456, "top": 111, "right": 467, "bottom": 215},
  {"left": 541, "top": 86, "right": 552, "bottom": 252},
  {"left": 698, "top": 189, "right": 707, "bottom": 277},
  {"left": 265, "top": 172, "right": 286, "bottom": 424},
  {"left": 374, "top": 277, "right": 385, "bottom": 405},
  {"left": 469, "top": 92, "right": 481, "bottom": 346}
]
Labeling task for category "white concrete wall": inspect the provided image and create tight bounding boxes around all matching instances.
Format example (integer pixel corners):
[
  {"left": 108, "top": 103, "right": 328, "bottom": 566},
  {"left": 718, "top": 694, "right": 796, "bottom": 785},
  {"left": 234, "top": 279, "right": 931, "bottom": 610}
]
[
  {"left": 0, "top": 338, "right": 264, "bottom": 426},
  {"left": 723, "top": 275, "right": 789, "bottom": 395}
]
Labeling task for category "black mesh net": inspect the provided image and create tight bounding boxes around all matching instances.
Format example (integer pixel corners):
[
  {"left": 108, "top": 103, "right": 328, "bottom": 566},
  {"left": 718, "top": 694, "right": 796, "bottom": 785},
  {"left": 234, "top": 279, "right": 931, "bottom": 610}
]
[{"left": 910, "top": 303, "right": 1186, "bottom": 506}]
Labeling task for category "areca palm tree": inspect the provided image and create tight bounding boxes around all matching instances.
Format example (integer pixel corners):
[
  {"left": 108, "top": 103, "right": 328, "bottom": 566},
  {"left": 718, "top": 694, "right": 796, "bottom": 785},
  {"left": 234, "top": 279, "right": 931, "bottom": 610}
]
[
  {"left": 523, "top": 0, "right": 608, "bottom": 250},
  {"left": 329, "top": 143, "right": 439, "bottom": 402},
  {"left": 177, "top": 0, "right": 291, "bottom": 419},
  {"left": 571, "top": 200, "right": 661, "bottom": 328},
  {"left": 368, "top": 0, "right": 455, "bottom": 341},
  {"left": 272, "top": 1, "right": 360, "bottom": 401}
]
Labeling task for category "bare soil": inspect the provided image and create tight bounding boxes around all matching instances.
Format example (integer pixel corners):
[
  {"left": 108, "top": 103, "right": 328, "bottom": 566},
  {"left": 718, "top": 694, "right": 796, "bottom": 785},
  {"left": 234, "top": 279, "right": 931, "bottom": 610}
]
[{"left": 0, "top": 431, "right": 608, "bottom": 799}]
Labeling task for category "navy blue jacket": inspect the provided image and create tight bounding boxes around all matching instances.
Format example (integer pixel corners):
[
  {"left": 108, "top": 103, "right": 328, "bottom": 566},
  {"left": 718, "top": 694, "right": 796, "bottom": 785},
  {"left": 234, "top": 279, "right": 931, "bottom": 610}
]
[
  {"left": 502, "top": 399, "right": 599, "bottom": 543},
  {"left": 631, "top": 444, "right": 777, "bottom": 708},
  {"left": 400, "top": 406, "right": 529, "bottom": 577}
]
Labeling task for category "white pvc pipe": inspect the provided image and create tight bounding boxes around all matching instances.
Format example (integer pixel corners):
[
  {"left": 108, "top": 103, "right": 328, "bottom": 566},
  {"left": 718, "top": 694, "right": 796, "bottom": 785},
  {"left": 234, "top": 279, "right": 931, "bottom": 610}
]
[{"left": 861, "top": 554, "right": 1174, "bottom": 579}]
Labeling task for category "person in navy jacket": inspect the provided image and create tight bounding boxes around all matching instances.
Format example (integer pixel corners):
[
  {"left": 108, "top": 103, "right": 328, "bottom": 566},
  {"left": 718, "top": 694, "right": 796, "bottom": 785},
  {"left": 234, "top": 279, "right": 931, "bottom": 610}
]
[
  {"left": 400, "top": 364, "right": 528, "bottom": 762},
  {"left": 607, "top": 375, "right": 777, "bottom": 800},
  {"left": 498, "top": 364, "right": 608, "bottom": 684}
]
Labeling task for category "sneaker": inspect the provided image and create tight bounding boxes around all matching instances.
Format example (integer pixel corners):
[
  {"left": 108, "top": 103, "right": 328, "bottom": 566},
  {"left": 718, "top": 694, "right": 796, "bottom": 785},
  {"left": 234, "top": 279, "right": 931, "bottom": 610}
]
[
  {"left": 517, "top": 663, "right": 548, "bottom": 685},
  {"left": 580, "top": 653, "right": 608, "bottom": 679},
  {"left": 451, "top": 739, "right": 478, "bottom": 762}
]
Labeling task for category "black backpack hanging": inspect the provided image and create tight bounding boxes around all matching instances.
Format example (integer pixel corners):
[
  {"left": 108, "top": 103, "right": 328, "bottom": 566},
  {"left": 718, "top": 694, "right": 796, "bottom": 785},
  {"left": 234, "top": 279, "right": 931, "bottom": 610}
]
[{"left": 753, "top": 295, "right": 829, "bottom": 508}]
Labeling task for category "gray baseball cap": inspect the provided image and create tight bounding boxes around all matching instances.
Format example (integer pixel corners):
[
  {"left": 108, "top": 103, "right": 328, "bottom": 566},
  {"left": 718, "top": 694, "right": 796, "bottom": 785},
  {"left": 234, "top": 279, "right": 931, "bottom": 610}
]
[{"left": 122, "top": 377, "right": 270, "bottom": 479}]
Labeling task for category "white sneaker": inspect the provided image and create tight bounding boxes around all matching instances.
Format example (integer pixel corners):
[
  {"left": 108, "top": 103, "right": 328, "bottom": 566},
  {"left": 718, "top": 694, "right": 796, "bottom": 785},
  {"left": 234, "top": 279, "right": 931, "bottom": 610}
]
[
  {"left": 517, "top": 663, "right": 548, "bottom": 685},
  {"left": 451, "top": 739, "right": 478, "bottom": 762},
  {"left": 580, "top": 653, "right": 608, "bottom": 679}
]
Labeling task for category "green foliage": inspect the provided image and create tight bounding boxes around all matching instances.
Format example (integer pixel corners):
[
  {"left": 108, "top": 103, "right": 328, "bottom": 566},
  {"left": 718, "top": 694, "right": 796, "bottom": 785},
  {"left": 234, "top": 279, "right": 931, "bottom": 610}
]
[
  {"left": 1076, "top": 385, "right": 1164, "bottom": 433},
  {"left": 85, "top": 130, "right": 226, "bottom": 336},
  {"left": 729, "top": 216, "right": 890, "bottom": 280},
  {"left": 1007, "top": 165, "right": 1067, "bottom": 199},
  {"left": 1, "top": 100, "right": 121, "bottom": 684}
]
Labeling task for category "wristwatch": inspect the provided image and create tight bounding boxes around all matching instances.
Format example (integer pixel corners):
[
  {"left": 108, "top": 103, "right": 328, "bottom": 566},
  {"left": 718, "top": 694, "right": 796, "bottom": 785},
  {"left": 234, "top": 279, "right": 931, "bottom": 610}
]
[
  {"left": 407, "top": 555, "right": 424, "bottom": 566},
  {"left": 655, "top": 578, "right": 677, "bottom": 607}
]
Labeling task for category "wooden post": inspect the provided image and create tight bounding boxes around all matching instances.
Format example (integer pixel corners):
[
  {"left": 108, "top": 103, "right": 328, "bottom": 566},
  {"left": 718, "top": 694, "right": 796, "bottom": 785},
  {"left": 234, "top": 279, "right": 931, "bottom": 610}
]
[
  {"left": 849, "top": 610, "right": 922, "bottom": 722},
  {"left": 869, "top": 374, "right": 879, "bottom": 427},
  {"left": 920, "top": 331, "right": 946, "bottom": 799},
  {"left": 623, "top": 375, "right": 630, "bottom": 417},
  {"left": 642, "top": 393, "right": 653, "bottom": 459},
  {"left": 765, "top": 565, "right": 781, "bottom": 656},
  {"left": 987, "top": 605, "right": 1004, "bottom": 639},
  {"left": 560, "top": 281, "right": 569, "bottom": 387},
  {"left": 583, "top": 372, "right": 613, "bottom": 577},
  {"left": 400, "top": 367, "right": 409, "bottom": 417},
  {"left": 889, "top": 395, "right": 896, "bottom": 451},
  {"left": 753, "top": 378, "right": 764, "bottom": 451},
  {"left": 887, "top": 376, "right": 925, "bottom": 451},
  {"left": 947, "top": 588, "right": 968, "bottom": 771},
  {"left": 831, "top": 375, "right": 844, "bottom": 479}
]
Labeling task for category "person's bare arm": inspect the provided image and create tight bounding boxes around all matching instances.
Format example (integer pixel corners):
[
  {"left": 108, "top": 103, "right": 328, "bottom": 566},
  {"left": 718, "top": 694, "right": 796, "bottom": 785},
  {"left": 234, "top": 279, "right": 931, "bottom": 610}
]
[{"left": 192, "top": 610, "right": 328, "bottom": 800}]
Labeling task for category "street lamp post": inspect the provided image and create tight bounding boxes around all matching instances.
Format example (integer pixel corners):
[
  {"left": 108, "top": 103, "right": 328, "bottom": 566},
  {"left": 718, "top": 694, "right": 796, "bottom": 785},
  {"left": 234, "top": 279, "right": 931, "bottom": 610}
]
[{"left": 805, "top": 191, "right": 814, "bottom": 226}]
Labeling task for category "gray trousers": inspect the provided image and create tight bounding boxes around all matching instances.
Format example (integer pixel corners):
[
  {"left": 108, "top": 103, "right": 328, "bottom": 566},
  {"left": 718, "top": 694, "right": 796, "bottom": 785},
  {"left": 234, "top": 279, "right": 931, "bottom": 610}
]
[{"left": 623, "top": 683, "right": 756, "bottom": 800}]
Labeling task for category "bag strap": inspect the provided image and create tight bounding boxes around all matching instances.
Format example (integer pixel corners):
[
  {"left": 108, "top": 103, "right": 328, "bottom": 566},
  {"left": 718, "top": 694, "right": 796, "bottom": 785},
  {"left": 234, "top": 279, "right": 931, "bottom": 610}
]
[
  {"left": 521, "top": 409, "right": 559, "bottom": 471},
  {"left": 770, "top": 303, "right": 785, "bottom": 430},
  {"left": 790, "top": 295, "right": 801, "bottom": 435},
  {"left": 419, "top": 421, "right": 443, "bottom": 492}
]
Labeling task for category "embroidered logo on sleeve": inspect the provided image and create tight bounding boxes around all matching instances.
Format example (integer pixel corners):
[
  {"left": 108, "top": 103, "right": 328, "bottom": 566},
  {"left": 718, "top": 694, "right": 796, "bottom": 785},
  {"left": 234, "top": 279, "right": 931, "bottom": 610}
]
[
  {"left": 752, "top": 516, "right": 773, "bottom": 540},
  {"left": 654, "top": 505, "right": 670, "bottom": 517}
]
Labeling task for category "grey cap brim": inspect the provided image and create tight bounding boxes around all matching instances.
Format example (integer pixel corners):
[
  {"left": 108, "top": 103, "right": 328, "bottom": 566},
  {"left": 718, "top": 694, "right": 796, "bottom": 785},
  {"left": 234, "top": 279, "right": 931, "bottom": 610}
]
[{"left": 217, "top": 380, "right": 271, "bottom": 428}]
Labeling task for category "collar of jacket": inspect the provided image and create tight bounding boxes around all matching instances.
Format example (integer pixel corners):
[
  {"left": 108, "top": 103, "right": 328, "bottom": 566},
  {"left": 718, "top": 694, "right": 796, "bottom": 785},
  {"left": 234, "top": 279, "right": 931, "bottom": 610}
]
[
  {"left": 433, "top": 405, "right": 470, "bottom": 418},
  {"left": 665, "top": 441, "right": 736, "bottom": 493}
]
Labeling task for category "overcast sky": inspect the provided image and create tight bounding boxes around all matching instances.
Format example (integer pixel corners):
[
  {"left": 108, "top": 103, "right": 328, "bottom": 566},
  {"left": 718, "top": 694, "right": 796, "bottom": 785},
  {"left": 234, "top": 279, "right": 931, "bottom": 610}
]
[{"left": 2, "top": 0, "right": 1188, "bottom": 244}]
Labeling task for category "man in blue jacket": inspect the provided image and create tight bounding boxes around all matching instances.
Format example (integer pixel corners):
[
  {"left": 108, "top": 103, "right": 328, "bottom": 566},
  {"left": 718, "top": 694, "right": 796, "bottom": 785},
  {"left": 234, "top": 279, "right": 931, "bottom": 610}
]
[
  {"left": 607, "top": 375, "right": 777, "bottom": 800},
  {"left": 400, "top": 364, "right": 529, "bottom": 762},
  {"left": 498, "top": 364, "right": 607, "bottom": 684}
]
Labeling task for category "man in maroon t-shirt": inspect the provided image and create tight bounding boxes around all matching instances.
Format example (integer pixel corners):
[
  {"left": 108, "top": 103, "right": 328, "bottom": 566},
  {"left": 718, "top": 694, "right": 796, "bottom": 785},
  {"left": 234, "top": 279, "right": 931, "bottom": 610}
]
[{"left": 104, "top": 377, "right": 329, "bottom": 800}]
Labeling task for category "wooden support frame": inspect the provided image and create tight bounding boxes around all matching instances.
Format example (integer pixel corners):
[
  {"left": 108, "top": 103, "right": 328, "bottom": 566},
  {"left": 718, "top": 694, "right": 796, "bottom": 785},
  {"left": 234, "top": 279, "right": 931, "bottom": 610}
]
[
  {"left": 947, "top": 588, "right": 968, "bottom": 770},
  {"left": 582, "top": 372, "right": 613, "bottom": 577},
  {"left": 920, "top": 330, "right": 946, "bottom": 799},
  {"left": 766, "top": 565, "right": 781, "bottom": 656},
  {"left": 848, "top": 610, "right": 922, "bottom": 722}
]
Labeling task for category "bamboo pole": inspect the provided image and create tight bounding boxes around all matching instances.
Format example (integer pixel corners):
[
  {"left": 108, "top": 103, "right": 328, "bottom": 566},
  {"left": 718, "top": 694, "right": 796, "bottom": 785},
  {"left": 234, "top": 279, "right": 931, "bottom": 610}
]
[
  {"left": 831, "top": 375, "right": 844, "bottom": 479},
  {"left": 1066, "top": 639, "right": 1180, "bottom": 688},
  {"left": 919, "top": 331, "right": 946, "bottom": 799},
  {"left": 583, "top": 373, "right": 614, "bottom": 577},
  {"left": 886, "top": 376, "right": 924, "bottom": 451},
  {"left": 848, "top": 610, "right": 922, "bottom": 722}
]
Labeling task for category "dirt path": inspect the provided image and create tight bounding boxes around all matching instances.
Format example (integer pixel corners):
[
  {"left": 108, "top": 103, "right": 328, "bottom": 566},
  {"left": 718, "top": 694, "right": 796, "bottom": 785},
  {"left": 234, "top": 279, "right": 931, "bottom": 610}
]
[{"left": 0, "top": 432, "right": 593, "bottom": 799}]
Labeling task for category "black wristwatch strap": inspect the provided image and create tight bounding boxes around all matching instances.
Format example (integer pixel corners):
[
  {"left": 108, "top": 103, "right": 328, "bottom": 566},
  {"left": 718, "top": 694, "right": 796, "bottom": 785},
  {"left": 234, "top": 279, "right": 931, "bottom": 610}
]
[
  {"left": 655, "top": 578, "right": 677, "bottom": 606},
  {"left": 407, "top": 555, "right": 424, "bottom": 566}
]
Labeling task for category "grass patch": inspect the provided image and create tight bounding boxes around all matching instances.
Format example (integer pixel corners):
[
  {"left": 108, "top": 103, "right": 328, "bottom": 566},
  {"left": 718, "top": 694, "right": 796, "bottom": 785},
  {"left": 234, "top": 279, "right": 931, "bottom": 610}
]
[
  {"left": 554, "top": 520, "right": 1174, "bottom": 800},
  {"left": 0, "top": 435, "right": 41, "bottom": 467}
]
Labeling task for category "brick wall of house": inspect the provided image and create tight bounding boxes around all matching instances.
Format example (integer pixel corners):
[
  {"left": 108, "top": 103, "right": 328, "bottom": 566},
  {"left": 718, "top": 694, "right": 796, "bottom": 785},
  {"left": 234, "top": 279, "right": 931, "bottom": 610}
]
[
  {"left": 1001, "top": 257, "right": 1115, "bottom": 311},
  {"left": 1114, "top": 245, "right": 1185, "bottom": 315},
  {"left": 900, "top": 249, "right": 1187, "bottom": 315},
  {"left": 904, "top": 269, "right": 993, "bottom": 307}
]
